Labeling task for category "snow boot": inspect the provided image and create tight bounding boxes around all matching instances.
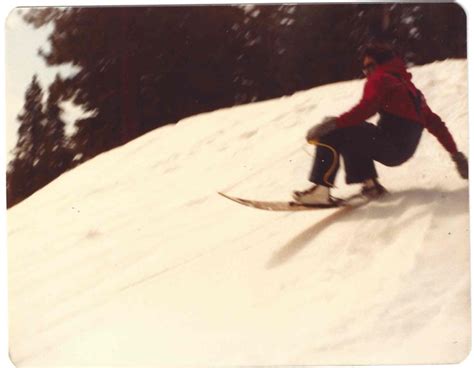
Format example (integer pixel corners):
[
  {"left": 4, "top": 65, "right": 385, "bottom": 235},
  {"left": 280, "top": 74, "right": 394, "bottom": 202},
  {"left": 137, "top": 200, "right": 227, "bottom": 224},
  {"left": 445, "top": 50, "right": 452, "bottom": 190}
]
[
  {"left": 292, "top": 184, "right": 336, "bottom": 205},
  {"left": 361, "top": 178, "right": 388, "bottom": 199}
]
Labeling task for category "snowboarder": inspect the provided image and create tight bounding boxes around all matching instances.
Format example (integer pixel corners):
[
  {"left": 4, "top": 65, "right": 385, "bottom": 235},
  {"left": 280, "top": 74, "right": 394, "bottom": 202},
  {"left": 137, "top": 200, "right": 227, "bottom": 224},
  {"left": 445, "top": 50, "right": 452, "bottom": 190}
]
[{"left": 293, "top": 43, "right": 468, "bottom": 205}]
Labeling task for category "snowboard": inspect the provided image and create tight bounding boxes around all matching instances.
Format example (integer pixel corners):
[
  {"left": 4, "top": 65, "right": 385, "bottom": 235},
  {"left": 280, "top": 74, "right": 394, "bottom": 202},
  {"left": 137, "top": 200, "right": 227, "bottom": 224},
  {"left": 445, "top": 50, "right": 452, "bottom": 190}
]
[{"left": 218, "top": 192, "right": 370, "bottom": 211}]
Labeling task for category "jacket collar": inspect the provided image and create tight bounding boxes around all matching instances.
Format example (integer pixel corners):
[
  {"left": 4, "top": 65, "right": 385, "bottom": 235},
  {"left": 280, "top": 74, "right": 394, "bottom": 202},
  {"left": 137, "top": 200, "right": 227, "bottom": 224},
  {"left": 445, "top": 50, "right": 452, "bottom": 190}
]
[{"left": 373, "top": 57, "right": 412, "bottom": 81}]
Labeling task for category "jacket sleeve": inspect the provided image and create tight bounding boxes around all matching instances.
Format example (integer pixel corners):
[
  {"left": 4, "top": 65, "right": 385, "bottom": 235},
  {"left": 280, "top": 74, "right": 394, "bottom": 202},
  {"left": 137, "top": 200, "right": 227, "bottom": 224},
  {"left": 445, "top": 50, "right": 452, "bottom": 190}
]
[
  {"left": 336, "top": 76, "right": 385, "bottom": 128},
  {"left": 423, "top": 104, "right": 458, "bottom": 154}
]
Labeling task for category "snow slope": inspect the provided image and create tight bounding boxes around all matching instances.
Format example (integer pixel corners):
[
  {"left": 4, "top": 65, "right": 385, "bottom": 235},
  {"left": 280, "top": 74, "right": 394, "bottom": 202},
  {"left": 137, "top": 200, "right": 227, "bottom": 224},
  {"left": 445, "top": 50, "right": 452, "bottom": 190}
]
[{"left": 8, "top": 60, "right": 470, "bottom": 366}]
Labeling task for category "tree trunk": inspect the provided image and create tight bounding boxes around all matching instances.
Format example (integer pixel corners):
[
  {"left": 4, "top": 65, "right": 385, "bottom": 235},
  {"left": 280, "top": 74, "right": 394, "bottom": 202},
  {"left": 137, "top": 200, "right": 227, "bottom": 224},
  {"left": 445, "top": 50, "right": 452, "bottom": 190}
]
[{"left": 119, "top": 8, "right": 140, "bottom": 143}]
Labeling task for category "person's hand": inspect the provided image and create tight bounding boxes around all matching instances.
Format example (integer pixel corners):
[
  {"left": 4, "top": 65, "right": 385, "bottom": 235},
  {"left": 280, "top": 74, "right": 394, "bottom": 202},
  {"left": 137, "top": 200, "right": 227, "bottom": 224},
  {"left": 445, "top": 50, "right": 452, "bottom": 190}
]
[
  {"left": 452, "top": 151, "right": 468, "bottom": 179},
  {"left": 306, "top": 116, "right": 339, "bottom": 144}
]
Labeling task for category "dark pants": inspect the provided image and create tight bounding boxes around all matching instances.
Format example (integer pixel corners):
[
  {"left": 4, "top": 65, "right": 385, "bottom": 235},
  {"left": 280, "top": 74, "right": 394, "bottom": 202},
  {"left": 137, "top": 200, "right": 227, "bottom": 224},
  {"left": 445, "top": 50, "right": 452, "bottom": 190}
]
[{"left": 310, "top": 114, "right": 424, "bottom": 186}]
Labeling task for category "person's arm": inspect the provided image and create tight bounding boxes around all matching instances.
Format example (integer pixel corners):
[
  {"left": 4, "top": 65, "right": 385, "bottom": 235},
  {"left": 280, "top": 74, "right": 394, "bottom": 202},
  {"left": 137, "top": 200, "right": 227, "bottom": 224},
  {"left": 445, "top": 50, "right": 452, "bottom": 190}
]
[
  {"left": 424, "top": 105, "right": 468, "bottom": 179},
  {"left": 336, "top": 76, "right": 386, "bottom": 128},
  {"left": 423, "top": 105, "right": 457, "bottom": 154}
]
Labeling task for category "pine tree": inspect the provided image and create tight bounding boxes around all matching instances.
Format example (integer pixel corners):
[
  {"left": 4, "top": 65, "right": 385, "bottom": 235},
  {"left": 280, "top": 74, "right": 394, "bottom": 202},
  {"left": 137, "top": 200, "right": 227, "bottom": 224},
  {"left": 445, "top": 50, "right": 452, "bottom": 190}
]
[
  {"left": 22, "top": 7, "right": 268, "bottom": 161},
  {"left": 43, "top": 75, "right": 74, "bottom": 177},
  {"left": 7, "top": 75, "right": 47, "bottom": 207}
]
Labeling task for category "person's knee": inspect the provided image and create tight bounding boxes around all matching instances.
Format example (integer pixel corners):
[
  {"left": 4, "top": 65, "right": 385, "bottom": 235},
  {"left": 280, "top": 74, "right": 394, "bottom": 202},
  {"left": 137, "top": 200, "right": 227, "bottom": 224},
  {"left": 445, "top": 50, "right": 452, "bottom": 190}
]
[
  {"left": 382, "top": 160, "right": 403, "bottom": 167},
  {"left": 377, "top": 155, "right": 410, "bottom": 167}
]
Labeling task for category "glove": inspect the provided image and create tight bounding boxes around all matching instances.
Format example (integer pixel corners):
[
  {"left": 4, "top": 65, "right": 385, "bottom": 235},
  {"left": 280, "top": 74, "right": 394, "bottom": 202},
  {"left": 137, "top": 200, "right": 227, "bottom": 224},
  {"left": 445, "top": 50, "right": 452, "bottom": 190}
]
[
  {"left": 452, "top": 151, "right": 468, "bottom": 179},
  {"left": 306, "top": 116, "right": 339, "bottom": 144}
]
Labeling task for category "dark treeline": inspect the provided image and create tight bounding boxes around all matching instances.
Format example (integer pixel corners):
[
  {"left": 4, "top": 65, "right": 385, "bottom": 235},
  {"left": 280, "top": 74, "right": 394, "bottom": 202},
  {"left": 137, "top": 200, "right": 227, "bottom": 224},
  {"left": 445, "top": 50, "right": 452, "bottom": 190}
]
[{"left": 7, "top": 3, "right": 466, "bottom": 208}]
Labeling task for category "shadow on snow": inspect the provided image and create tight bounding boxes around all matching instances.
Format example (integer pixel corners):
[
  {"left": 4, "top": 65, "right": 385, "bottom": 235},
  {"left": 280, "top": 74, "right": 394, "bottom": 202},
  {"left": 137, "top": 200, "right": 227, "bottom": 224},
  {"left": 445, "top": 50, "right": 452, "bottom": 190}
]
[{"left": 266, "top": 186, "right": 468, "bottom": 269}]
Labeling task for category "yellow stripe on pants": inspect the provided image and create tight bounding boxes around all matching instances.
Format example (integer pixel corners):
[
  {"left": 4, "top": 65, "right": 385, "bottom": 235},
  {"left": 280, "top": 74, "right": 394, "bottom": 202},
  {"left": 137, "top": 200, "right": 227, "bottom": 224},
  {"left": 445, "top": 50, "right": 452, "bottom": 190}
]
[{"left": 308, "top": 139, "right": 339, "bottom": 187}]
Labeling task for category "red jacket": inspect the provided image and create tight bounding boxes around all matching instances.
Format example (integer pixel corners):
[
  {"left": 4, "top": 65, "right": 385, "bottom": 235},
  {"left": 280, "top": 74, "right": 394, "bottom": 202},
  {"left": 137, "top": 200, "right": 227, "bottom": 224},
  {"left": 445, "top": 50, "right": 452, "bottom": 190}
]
[{"left": 337, "top": 58, "right": 457, "bottom": 154}]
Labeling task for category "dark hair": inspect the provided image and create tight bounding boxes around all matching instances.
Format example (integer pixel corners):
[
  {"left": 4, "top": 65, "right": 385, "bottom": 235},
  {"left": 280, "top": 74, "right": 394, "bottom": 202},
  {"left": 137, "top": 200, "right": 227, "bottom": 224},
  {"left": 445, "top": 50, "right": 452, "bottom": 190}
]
[{"left": 362, "top": 43, "right": 397, "bottom": 64}]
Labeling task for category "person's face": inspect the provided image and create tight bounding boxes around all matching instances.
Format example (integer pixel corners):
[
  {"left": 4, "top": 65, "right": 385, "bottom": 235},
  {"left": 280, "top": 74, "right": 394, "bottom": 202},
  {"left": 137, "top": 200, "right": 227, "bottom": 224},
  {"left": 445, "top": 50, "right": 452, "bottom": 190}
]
[{"left": 362, "top": 56, "right": 377, "bottom": 77}]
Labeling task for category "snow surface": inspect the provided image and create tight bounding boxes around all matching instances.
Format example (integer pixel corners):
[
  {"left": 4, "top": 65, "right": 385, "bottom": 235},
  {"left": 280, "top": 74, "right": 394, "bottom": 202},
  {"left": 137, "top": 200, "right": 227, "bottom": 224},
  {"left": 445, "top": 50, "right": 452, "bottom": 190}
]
[{"left": 8, "top": 59, "right": 470, "bottom": 366}]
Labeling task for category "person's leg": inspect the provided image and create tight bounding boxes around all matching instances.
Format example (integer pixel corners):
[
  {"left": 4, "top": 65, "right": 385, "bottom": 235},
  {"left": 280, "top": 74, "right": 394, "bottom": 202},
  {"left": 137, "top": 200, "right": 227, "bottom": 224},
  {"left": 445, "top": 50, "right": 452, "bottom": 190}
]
[
  {"left": 293, "top": 131, "right": 344, "bottom": 204},
  {"left": 309, "top": 122, "right": 381, "bottom": 186},
  {"left": 373, "top": 116, "right": 423, "bottom": 167},
  {"left": 337, "top": 120, "right": 423, "bottom": 184},
  {"left": 340, "top": 123, "right": 383, "bottom": 184},
  {"left": 297, "top": 118, "right": 422, "bottom": 203},
  {"left": 339, "top": 117, "right": 423, "bottom": 195},
  {"left": 308, "top": 137, "right": 341, "bottom": 187},
  {"left": 296, "top": 124, "right": 379, "bottom": 204}
]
